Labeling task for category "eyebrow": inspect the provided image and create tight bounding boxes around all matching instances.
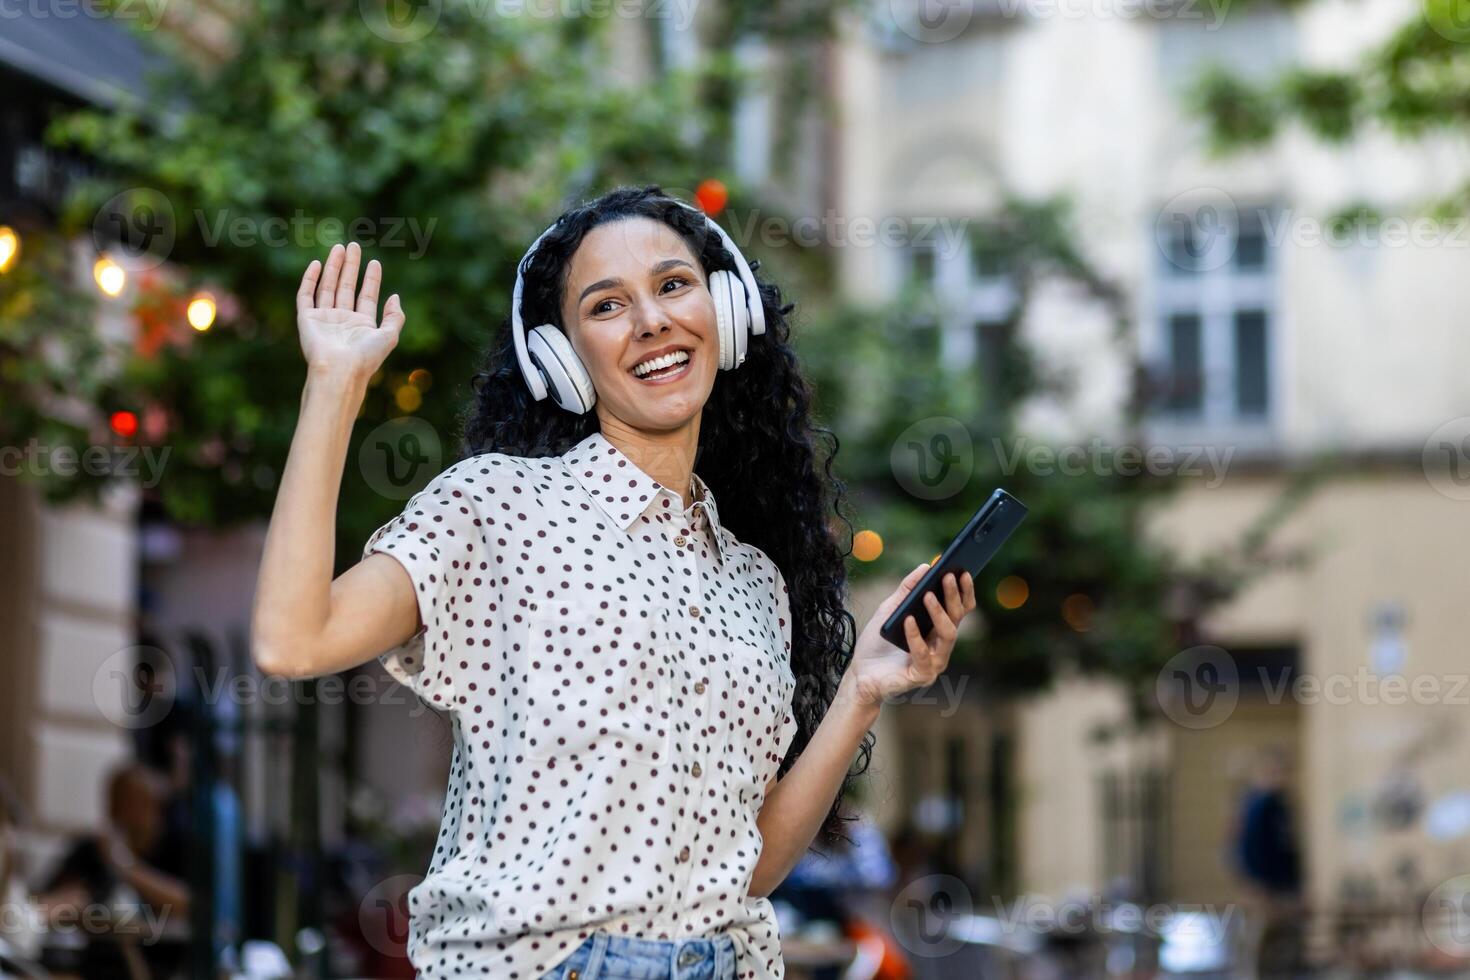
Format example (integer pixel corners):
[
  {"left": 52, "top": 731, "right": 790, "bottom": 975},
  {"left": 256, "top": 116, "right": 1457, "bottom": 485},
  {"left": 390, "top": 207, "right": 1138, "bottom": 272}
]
[{"left": 577, "top": 258, "right": 697, "bottom": 306}]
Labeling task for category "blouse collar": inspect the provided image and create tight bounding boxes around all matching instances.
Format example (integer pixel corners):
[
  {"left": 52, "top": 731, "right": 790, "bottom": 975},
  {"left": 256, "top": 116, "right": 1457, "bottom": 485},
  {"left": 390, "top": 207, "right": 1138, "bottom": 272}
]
[{"left": 563, "top": 429, "right": 730, "bottom": 565}]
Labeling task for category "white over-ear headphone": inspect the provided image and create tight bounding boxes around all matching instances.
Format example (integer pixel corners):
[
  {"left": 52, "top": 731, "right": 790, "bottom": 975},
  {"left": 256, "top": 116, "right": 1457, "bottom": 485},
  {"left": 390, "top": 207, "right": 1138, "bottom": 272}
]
[{"left": 511, "top": 197, "right": 767, "bottom": 415}]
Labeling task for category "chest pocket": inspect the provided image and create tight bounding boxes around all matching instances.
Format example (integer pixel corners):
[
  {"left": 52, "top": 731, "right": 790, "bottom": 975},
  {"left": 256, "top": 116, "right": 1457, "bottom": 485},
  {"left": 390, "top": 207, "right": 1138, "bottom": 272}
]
[
  {"left": 721, "top": 634, "right": 798, "bottom": 794},
  {"left": 523, "top": 599, "right": 676, "bottom": 766}
]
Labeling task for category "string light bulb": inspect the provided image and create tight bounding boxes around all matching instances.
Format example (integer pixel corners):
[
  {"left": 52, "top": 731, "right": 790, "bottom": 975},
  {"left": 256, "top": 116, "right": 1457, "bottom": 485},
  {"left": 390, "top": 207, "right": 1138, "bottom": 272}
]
[
  {"left": 0, "top": 226, "right": 18, "bottom": 273},
  {"left": 94, "top": 257, "right": 126, "bottom": 297},
  {"left": 187, "top": 292, "right": 217, "bottom": 331}
]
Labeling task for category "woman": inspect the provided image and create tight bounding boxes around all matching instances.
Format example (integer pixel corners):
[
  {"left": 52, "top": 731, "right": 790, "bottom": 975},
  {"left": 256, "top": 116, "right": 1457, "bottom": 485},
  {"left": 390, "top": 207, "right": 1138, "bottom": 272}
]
[{"left": 251, "top": 185, "right": 976, "bottom": 980}]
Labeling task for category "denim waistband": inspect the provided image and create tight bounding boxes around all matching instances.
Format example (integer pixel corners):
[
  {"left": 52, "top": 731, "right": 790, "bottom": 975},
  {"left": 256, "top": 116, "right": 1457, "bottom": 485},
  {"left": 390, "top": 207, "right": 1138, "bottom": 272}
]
[{"left": 562, "top": 929, "right": 737, "bottom": 980}]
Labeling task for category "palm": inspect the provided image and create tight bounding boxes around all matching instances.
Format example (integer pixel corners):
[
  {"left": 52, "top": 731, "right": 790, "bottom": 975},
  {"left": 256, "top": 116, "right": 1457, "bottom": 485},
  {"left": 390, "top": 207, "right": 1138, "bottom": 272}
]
[
  {"left": 847, "top": 564, "right": 977, "bottom": 707},
  {"left": 300, "top": 306, "right": 396, "bottom": 365},
  {"left": 849, "top": 632, "right": 925, "bottom": 704},
  {"left": 295, "top": 241, "right": 406, "bottom": 377}
]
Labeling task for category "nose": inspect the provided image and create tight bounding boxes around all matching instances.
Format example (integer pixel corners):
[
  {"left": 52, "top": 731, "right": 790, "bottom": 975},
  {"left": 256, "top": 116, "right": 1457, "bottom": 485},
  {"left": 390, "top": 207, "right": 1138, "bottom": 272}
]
[{"left": 631, "top": 293, "right": 674, "bottom": 339}]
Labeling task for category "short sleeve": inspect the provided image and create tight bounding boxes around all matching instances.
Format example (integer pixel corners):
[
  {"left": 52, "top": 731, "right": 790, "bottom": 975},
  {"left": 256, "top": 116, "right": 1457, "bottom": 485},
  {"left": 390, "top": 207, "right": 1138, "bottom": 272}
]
[{"left": 362, "top": 461, "right": 489, "bottom": 711}]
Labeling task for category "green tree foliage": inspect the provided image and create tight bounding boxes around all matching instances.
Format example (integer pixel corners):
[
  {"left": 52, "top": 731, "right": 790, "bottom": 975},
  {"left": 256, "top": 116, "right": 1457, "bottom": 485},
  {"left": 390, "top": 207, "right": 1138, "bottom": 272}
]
[
  {"left": 20, "top": 0, "right": 805, "bottom": 555},
  {"left": 1188, "top": 5, "right": 1470, "bottom": 210},
  {"left": 799, "top": 196, "right": 1316, "bottom": 704}
]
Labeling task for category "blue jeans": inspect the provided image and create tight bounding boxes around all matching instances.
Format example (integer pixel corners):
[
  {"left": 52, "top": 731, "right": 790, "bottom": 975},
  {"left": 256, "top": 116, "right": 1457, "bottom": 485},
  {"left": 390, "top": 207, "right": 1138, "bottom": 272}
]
[{"left": 539, "top": 930, "right": 737, "bottom": 980}]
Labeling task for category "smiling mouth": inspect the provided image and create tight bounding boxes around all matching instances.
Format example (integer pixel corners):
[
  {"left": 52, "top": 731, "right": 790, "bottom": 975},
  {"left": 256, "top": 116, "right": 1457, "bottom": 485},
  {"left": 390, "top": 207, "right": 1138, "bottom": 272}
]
[{"left": 631, "top": 349, "right": 693, "bottom": 384}]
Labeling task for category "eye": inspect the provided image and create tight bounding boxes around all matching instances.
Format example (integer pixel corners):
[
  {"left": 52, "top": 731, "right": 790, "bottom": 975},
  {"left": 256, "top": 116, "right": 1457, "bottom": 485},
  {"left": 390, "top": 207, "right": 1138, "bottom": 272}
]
[{"left": 588, "top": 277, "right": 690, "bottom": 316}]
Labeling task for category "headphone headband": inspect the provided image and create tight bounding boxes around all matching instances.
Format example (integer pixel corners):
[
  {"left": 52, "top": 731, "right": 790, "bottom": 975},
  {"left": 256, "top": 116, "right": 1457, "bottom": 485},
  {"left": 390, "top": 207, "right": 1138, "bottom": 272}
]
[{"left": 511, "top": 197, "right": 765, "bottom": 403}]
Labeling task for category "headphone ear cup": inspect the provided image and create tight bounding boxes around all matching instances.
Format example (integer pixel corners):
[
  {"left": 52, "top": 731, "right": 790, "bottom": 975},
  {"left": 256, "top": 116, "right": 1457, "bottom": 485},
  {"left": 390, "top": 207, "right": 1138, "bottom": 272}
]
[
  {"left": 527, "top": 324, "right": 595, "bottom": 414},
  {"left": 708, "top": 270, "right": 748, "bottom": 371}
]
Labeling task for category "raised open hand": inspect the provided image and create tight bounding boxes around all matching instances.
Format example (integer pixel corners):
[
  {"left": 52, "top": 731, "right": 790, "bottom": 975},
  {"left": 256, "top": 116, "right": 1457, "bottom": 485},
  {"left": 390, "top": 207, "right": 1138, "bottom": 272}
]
[{"left": 296, "top": 241, "right": 405, "bottom": 379}]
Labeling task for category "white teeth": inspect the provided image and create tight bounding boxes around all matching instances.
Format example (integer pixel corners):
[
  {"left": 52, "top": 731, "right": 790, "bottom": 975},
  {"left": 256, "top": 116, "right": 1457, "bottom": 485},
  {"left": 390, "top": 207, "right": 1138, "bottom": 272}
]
[{"left": 632, "top": 350, "right": 690, "bottom": 377}]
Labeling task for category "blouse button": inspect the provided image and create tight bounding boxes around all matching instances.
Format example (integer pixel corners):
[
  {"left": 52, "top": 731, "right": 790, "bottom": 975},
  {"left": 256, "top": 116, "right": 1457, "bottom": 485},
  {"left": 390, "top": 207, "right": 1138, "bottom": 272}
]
[
  {"left": 674, "top": 535, "right": 687, "bottom": 547},
  {"left": 689, "top": 605, "right": 702, "bottom": 618},
  {"left": 691, "top": 761, "right": 702, "bottom": 777},
  {"left": 693, "top": 681, "right": 705, "bottom": 695},
  {"left": 678, "top": 845, "right": 691, "bottom": 862}
]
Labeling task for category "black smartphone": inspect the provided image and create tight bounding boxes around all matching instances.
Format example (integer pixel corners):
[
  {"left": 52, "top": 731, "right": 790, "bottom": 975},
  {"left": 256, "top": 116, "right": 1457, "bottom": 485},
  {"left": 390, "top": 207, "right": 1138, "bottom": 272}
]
[{"left": 879, "top": 488, "right": 1028, "bottom": 650}]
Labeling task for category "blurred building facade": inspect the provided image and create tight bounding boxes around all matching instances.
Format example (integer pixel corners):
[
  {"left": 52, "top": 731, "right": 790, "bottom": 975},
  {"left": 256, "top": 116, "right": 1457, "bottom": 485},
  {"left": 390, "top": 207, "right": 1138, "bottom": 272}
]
[
  {"left": 9, "top": 0, "right": 1470, "bottom": 959},
  {"left": 0, "top": 9, "right": 157, "bottom": 878},
  {"left": 830, "top": 0, "right": 1470, "bottom": 925}
]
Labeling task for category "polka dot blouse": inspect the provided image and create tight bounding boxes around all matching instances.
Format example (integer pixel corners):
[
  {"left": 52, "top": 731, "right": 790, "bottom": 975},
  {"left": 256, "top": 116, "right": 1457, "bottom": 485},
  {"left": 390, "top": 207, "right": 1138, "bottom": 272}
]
[{"left": 362, "top": 429, "right": 799, "bottom": 979}]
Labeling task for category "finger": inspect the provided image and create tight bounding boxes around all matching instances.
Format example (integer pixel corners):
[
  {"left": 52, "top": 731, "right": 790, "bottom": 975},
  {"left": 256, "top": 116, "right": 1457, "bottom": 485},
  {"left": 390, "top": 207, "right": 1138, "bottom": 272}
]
[
  {"left": 297, "top": 260, "right": 321, "bottom": 314},
  {"left": 356, "top": 258, "right": 383, "bottom": 318},
  {"left": 317, "top": 243, "right": 344, "bottom": 307},
  {"left": 380, "top": 293, "right": 405, "bottom": 336},
  {"left": 961, "top": 571, "right": 977, "bottom": 611},
  {"left": 924, "top": 591, "right": 957, "bottom": 645},
  {"left": 903, "top": 614, "right": 926, "bottom": 663},
  {"left": 942, "top": 572, "right": 964, "bottom": 623},
  {"left": 336, "top": 241, "right": 363, "bottom": 309}
]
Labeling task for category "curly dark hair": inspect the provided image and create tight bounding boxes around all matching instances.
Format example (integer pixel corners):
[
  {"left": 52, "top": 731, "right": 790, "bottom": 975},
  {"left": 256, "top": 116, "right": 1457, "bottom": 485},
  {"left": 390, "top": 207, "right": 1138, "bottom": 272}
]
[{"left": 453, "top": 183, "right": 868, "bottom": 851}]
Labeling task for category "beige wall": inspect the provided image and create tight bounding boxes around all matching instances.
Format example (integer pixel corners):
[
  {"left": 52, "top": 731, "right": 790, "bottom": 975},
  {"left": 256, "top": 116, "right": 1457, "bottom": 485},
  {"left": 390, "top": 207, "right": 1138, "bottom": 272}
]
[
  {"left": 1014, "top": 676, "right": 1134, "bottom": 899},
  {"left": 1017, "top": 467, "right": 1470, "bottom": 906},
  {"left": 0, "top": 477, "right": 138, "bottom": 883}
]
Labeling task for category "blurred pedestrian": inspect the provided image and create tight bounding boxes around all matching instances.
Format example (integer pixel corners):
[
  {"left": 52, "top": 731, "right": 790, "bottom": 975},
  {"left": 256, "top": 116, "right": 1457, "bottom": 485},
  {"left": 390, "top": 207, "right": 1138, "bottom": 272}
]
[
  {"left": 1229, "top": 745, "right": 1305, "bottom": 979},
  {"left": 35, "top": 762, "right": 191, "bottom": 979}
]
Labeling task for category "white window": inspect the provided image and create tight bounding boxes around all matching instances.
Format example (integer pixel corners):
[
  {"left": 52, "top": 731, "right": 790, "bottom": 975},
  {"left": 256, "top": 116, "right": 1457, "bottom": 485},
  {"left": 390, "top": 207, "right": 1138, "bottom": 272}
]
[
  {"left": 731, "top": 37, "right": 773, "bottom": 187},
  {"left": 655, "top": 7, "right": 699, "bottom": 74},
  {"left": 1147, "top": 202, "right": 1277, "bottom": 437},
  {"left": 903, "top": 223, "right": 1019, "bottom": 372}
]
